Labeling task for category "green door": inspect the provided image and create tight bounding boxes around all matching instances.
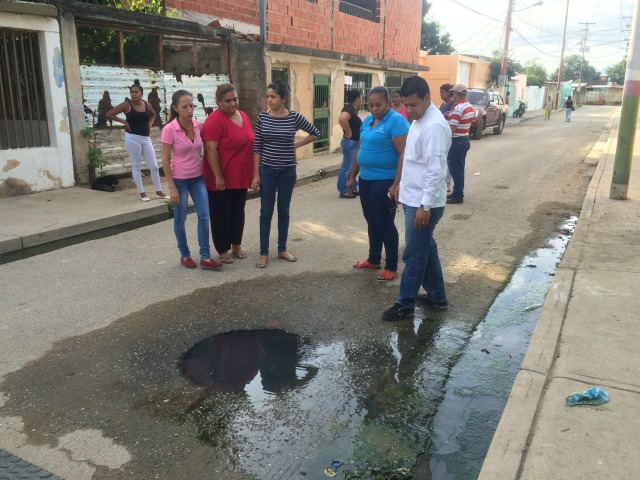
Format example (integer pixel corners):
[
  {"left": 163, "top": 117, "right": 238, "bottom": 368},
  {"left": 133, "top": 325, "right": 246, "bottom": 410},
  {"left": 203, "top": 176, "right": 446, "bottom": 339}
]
[{"left": 313, "top": 74, "right": 330, "bottom": 152}]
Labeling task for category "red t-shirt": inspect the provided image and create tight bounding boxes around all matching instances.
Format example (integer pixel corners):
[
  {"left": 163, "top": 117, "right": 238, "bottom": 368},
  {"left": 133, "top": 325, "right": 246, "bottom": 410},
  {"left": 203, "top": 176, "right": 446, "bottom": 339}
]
[{"left": 202, "top": 108, "right": 255, "bottom": 191}]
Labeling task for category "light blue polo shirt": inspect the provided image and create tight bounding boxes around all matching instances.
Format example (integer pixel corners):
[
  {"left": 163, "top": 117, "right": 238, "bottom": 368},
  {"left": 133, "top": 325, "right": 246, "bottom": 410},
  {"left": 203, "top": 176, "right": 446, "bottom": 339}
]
[{"left": 357, "top": 109, "right": 410, "bottom": 180}]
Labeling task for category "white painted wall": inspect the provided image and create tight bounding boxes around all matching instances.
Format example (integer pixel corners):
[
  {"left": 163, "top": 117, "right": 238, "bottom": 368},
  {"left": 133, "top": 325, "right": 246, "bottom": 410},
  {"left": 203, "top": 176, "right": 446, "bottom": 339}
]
[{"left": 0, "top": 12, "right": 75, "bottom": 194}]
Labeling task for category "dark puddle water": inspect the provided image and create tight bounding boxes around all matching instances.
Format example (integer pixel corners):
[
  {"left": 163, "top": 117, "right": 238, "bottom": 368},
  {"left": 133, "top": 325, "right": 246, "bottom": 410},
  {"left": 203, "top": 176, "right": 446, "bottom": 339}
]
[
  {"left": 427, "top": 216, "right": 578, "bottom": 479},
  {"left": 175, "top": 217, "right": 577, "bottom": 480},
  {"left": 180, "top": 330, "right": 318, "bottom": 396}
]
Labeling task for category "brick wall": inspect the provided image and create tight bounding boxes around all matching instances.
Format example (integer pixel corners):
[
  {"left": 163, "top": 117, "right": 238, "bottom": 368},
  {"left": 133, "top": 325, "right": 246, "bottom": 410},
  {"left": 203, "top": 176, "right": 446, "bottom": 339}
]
[
  {"left": 166, "top": 0, "right": 260, "bottom": 26},
  {"left": 266, "top": 0, "right": 420, "bottom": 65},
  {"left": 266, "top": 0, "right": 332, "bottom": 50},
  {"left": 383, "top": 0, "right": 421, "bottom": 64}
]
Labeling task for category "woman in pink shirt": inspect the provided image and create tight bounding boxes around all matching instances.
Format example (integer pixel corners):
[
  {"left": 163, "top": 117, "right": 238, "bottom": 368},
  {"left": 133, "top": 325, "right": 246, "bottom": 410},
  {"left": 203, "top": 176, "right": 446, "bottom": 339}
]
[{"left": 161, "top": 90, "right": 222, "bottom": 270}]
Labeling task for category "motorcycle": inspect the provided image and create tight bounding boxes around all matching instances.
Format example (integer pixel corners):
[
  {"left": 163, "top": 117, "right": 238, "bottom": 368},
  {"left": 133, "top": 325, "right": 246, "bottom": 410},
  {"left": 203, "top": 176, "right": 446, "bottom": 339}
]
[{"left": 512, "top": 100, "right": 527, "bottom": 118}]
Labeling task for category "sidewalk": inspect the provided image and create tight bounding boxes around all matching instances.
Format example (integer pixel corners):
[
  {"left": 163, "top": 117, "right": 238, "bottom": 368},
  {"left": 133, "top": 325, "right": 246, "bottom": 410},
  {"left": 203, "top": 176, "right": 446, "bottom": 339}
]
[
  {"left": 480, "top": 112, "right": 640, "bottom": 478},
  {"left": 0, "top": 151, "right": 342, "bottom": 262}
]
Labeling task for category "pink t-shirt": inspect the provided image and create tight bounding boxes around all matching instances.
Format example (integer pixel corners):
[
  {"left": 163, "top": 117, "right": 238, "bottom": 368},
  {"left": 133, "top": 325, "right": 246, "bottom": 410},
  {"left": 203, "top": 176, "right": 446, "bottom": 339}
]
[{"left": 161, "top": 118, "right": 203, "bottom": 180}]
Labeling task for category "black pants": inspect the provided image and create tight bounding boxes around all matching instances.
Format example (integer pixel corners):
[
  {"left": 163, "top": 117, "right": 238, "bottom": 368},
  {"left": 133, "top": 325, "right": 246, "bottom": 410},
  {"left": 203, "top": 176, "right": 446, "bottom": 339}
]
[{"left": 208, "top": 189, "right": 248, "bottom": 254}]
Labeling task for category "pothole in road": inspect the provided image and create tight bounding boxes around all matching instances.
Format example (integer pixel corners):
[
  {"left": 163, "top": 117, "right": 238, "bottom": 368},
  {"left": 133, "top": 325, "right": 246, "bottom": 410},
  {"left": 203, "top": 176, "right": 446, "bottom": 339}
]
[{"left": 180, "top": 329, "right": 318, "bottom": 396}]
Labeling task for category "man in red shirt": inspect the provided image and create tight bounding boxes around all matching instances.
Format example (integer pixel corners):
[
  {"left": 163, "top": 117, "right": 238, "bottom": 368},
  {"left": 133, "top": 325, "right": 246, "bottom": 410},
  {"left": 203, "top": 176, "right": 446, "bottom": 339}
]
[{"left": 446, "top": 84, "right": 474, "bottom": 204}]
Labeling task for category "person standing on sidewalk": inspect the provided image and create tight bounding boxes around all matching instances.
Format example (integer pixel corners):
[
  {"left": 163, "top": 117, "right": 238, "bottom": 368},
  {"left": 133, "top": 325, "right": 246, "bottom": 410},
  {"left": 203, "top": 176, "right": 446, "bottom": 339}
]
[
  {"left": 382, "top": 76, "right": 451, "bottom": 321},
  {"left": 202, "top": 83, "right": 255, "bottom": 265},
  {"left": 391, "top": 91, "right": 410, "bottom": 121},
  {"left": 347, "top": 86, "right": 409, "bottom": 283},
  {"left": 106, "top": 79, "right": 168, "bottom": 202},
  {"left": 446, "top": 84, "right": 473, "bottom": 205},
  {"left": 337, "top": 90, "right": 363, "bottom": 199},
  {"left": 252, "top": 81, "right": 320, "bottom": 269},
  {"left": 161, "top": 90, "right": 222, "bottom": 270},
  {"left": 544, "top": 95, "right": 553, "bottom": 120}
]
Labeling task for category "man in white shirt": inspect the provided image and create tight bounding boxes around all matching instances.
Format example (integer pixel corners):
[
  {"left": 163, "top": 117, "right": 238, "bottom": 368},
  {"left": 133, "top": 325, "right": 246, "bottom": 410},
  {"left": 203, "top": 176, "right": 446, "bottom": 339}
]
[{"left": 383, "top": 76, "right": 452, "bottom": 321}]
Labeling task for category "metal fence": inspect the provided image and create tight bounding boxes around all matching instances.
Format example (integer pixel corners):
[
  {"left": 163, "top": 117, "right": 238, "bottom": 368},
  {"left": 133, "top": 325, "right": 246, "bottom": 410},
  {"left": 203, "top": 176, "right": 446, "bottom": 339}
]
[{"left": 0, "top": 29, "right": 50, "bottom": 150}]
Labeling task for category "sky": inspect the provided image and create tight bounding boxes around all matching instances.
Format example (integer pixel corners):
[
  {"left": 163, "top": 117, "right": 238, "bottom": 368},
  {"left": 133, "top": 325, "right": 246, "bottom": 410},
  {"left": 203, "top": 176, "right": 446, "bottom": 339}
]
[{"left": 428, "top": 0, "right": 634, "bottom": 77}]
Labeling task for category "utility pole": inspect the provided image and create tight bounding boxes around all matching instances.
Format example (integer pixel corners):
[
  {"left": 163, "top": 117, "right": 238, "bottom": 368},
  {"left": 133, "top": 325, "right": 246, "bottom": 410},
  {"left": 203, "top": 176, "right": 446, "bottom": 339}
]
[
  {"left": 556, "top": 0, "right": 569, "bottom": 109},
  {"left": 578, "top": 21, "right": 595, "bottom": 87},
  {"left": 610, "top": 1, "right": 639, "bottom": 200},
  {"left": 499, "top": 0, "right": 515, "bottom": 97}
]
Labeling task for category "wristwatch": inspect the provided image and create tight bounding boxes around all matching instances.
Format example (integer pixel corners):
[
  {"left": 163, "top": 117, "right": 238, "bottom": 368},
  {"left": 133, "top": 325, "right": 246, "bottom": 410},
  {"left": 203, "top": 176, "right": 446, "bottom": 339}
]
[{"left": 421, "top": 204, "right": 430, "bottom": 212}]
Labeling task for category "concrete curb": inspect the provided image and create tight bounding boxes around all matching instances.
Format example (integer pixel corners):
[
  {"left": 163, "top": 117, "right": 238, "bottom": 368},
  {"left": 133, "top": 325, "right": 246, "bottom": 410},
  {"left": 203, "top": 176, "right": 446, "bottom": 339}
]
[{"left": 478, "top": 111, "right": 619, "bottom": 479}]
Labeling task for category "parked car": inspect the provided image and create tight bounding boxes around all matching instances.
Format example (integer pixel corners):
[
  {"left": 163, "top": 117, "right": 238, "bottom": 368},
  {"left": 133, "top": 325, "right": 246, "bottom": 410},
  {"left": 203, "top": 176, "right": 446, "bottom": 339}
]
[{"left": 466, "top": 89, "right": 508, "bottom": 139}]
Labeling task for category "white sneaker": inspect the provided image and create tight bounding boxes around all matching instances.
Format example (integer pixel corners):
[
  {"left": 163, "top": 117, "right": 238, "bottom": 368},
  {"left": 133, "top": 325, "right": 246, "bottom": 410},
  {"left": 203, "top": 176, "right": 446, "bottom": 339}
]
[{"left": 140, "top": 196, "right": 151, "bottom": 202}]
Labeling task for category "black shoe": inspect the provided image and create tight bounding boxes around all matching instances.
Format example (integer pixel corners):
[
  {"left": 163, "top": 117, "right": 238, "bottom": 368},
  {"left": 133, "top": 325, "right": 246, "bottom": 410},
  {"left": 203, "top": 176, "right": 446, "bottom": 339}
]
[
  {"left": 446, "top": 196, "right": 463, "bottom": 204},
  {"left": 417, "top": 295, "right": 448, "bottom": 311},
  {"left": 382, "top": 303, "right": 414, "bottom": 321}
]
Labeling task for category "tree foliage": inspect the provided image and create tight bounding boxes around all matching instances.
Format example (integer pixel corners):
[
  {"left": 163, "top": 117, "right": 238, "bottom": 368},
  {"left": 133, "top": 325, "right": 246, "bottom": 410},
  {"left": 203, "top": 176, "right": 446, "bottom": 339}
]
[
  {"left": 490, "top": 56, "right": 524, "bottom": 84},
  {"left": 77, "top": 0, "right": 180, "bottom": 66},
  {"left": 526, "top": 62, "right": 547, "bottom": 87},
  {"left": 606, "top": 60, "right": 626, "bottom": 84},
  {"left": 421, "top": 1, "right": 455, "bottom": 54},
  {"left": 551, "top": 54, "right": 600, "bottom": 83}
]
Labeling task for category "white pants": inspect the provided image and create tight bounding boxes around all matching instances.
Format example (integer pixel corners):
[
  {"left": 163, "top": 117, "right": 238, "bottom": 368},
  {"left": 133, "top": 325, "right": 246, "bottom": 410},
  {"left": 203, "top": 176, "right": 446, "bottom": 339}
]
[{"left": 124, "top": 133, "right": 162, "bottom": 193}]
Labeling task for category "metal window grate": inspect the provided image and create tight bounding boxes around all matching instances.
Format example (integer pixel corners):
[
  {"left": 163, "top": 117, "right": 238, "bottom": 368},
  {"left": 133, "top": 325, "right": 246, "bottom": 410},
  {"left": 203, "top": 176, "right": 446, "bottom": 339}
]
[
  {"left": 271, "top": 67, "right": 289, "bottom": 83},
  {"left": 0, "top": 29, "right": 50, "bottom": 150},
  {"left": 313, "top": 75, "right": 330, "bottom": 152},
  {"left": 345, "top": 71, "right": 372, "bottom": 111},
  {"left": 339, "top": 1, "right": 374, "bottom": 21}
]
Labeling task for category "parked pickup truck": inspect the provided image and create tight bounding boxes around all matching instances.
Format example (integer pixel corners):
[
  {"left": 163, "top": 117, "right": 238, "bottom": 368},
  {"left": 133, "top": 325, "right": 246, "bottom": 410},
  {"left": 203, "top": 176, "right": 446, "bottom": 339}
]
[{"left": 466, "top": 88, "right": 508, "bottom": 140}]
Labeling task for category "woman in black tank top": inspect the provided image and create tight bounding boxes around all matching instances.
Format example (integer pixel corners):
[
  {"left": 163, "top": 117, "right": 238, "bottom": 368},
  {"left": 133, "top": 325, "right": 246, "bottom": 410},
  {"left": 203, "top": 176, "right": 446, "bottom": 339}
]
[{"left": 107, "top": 79, "right": 168, "bottom": 201}]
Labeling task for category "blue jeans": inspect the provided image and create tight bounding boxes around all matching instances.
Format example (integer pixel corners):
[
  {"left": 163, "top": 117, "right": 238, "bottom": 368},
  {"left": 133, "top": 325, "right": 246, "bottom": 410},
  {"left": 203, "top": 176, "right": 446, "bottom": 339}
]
[
  {"left": 565, "top": 108, "right": 572, "bottom": 122},
  {"left": 397, "top": 205, "right": 446, "bottom": 308},
  {"left": 337, "top": 138, "right": 359, "bottom": 195},
  {"left": 259, "top": 165, "right": 297, "bottom": 255},
  {"left": 359, "top": 178, "right": 398, "bottom": 271},
  {"left": 173, "top": 176, "right": 211, "bottom": 259},
  {"left": 447, "top": 136, "right": 470, "bottom": 199}
]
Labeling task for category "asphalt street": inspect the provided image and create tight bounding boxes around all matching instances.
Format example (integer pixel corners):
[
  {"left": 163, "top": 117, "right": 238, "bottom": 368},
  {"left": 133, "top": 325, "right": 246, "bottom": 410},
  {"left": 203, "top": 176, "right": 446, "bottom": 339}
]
[{"left": 0, "top": 106, "right": 617, "bottom": 479}]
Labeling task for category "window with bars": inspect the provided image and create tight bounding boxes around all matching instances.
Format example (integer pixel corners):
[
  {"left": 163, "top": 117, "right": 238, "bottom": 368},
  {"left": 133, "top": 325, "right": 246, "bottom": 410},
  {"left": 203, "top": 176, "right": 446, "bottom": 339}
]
[
  {"left": 271, "top": 67, "right": 289, "bottom": 84},
  {"left": 385, "top": 73, "right": 416, "bottom": 94},
  {"left": 344, "top": 71, "right": 372, "bottom": 111},
  {"left": 0, "top": 29, "right": 50, "bottom": 150}
]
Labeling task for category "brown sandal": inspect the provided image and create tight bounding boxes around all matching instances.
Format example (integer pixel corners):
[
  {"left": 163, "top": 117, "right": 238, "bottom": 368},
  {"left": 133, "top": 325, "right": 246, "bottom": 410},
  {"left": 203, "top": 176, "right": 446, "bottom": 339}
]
[
  {"left": 278, "top": 252, "right": 297, "bottom": 262},
  {"left": 256, "top": 256, "right": 269, "bottom": 268}
]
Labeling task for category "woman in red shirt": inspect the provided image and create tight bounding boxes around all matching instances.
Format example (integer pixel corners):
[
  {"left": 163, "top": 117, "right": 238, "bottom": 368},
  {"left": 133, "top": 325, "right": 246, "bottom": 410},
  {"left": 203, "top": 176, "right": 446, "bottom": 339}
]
[{"left": 202, "top": 84, "right": 256, "bottom": 264}]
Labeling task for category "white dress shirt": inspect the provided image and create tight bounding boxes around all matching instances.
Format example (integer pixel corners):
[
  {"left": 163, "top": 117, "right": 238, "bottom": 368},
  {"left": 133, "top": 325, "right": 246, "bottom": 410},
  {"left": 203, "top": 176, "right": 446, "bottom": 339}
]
[{"left": 399, "top": 102, "right": 452, "bottom": 209}]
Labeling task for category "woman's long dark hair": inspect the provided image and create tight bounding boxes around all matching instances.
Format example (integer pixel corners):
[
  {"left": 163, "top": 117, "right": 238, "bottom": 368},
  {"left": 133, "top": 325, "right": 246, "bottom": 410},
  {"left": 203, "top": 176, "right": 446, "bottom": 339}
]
[{"left": 170, "top": 89, "right": 192, "bottom": 121}]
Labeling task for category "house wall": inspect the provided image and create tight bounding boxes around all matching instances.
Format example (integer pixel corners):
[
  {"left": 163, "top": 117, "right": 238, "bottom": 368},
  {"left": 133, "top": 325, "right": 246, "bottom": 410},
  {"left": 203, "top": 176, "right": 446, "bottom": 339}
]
[
  {"left": 419, "top": 52, "right": 491, "bottom": 91},
  {"left": 266, "top": 51, "right": 385, "bottom": 158},
  {"left": 0, "top": 11, "right": 75, "bottom": 197},
  {"left": 165, "top": 0, "right": 260, "bottom": 34}
]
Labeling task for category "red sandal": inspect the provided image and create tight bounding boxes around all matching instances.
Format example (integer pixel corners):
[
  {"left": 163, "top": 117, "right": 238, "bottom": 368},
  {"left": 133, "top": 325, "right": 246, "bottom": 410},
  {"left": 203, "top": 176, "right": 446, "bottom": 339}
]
[
  {"left": 377, "top": 270, "right": 398, "bottom": 282},
  {"left": 353, "top": 260, "right": 381, "bottom": 270}
]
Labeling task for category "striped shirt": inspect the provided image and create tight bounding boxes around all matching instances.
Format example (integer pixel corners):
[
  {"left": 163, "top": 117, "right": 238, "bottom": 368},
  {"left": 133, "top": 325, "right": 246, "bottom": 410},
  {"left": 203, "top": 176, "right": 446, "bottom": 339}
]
[
  {"left": 448, "top": 100, "right": 475, "bottom": 138},
  {"left": 253, "top": 111, "right": 321, "bottom": 168}
]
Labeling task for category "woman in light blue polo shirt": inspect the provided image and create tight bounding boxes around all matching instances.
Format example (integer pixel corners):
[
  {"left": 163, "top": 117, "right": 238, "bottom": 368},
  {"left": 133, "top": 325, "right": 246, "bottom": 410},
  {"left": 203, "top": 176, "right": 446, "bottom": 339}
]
[{"left": 347, "top": 86, "right": 409, "bottom": 282}]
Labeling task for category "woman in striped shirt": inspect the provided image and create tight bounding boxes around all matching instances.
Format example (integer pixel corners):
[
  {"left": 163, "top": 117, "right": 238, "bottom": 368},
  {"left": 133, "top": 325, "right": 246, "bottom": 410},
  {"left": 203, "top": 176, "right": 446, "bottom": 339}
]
[{"left": 252, "top": 81, "right": 320, "bottom": 268}]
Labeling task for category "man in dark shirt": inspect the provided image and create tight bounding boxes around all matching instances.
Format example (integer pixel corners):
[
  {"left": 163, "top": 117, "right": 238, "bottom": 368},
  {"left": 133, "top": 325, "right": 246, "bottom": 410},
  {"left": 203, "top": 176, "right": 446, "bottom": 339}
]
[{"left": 337, "top": 89, "right": 363, "bottom": 198}]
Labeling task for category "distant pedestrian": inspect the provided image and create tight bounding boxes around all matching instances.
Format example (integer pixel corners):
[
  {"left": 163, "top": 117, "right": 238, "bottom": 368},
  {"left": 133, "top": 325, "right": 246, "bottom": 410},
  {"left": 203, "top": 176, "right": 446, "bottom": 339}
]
[
  {"left": 252, "top": 81, "right": 320, "bottom": 268},
  {"left": 107, "top": 79, "right": 168, "bottom": 202},
  {"left": 202, "top": 83, "right": 255, "bottom": 265},
  {"left": 544, "top": 95, "right": 553, "bottom": 120},
  {"left": 446, "top": 84, "right": 474, "bottom": 204},
  {"left": 337, "top": 89, "right": 363, "bottom": 199},
  {"left": 438, "top": 84, "right": 455, "bottom": 119},
  {"left": 347, "top": 86, "right": 409, "bottom": 282},
  {"left": 161, "top": 89, "right": 222, "bottom": 270},
  {"left": 391, "top": 90, "right": 410, "bottom": 121},
  {"left": 383, "top": 76, "right": 451, "bottom": 321},
  {"left": 564, "top": 96, "right": 574, "bottom": 122}
]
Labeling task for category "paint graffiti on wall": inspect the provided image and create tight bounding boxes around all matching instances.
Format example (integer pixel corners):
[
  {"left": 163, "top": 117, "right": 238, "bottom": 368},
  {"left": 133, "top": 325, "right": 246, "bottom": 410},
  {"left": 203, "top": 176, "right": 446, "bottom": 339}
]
[
  {"left": 53, "top": 47, "right": 64, "bottom": 88},
  {"left": 59, "top": 106, "right": 69, "bottom": 133}
]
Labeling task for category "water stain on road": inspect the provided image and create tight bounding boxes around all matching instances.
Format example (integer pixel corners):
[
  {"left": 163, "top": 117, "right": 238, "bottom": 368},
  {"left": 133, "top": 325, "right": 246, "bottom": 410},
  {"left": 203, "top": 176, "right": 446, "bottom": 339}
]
[{"left": 0, "top": 211, "right": 580, "bottom": 479}]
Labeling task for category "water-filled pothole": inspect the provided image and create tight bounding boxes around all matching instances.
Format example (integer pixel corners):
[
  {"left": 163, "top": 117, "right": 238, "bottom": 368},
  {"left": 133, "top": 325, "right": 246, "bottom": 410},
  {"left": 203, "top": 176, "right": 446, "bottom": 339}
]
[{"left": 180, "top": 329, "right": 318, "bottom": 396}]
